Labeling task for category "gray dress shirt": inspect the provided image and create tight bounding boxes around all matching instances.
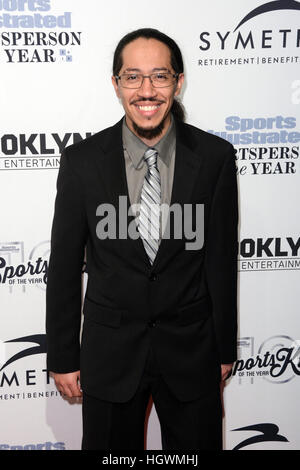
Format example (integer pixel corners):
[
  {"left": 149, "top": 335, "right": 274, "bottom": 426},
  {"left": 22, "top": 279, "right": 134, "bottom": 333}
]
[{"left": 122, "top": 115, "right": 176, "bottom": 240}]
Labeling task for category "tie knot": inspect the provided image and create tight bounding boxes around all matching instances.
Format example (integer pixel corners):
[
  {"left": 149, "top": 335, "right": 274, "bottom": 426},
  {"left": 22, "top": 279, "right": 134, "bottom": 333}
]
[{"left": 144, "top": 148, "right": 158, "bottom": 168}]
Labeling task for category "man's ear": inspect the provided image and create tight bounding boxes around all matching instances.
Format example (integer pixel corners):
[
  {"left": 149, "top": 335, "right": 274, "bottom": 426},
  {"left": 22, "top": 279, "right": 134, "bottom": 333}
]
[
  {"left": 112, "top": 75, "right": 121, "bottom": 99},
  {"left": 175, "top": 73, "right": 184, "bottom": 97}
]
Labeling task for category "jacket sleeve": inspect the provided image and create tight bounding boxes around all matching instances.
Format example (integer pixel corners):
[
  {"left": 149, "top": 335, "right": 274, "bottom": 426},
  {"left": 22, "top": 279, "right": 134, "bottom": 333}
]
[
  {"left": 46, "top": 148, "right": 88, "bottom": 373},
  {"left": 204, "top": 143, "right": 239, "bottom": 364}
]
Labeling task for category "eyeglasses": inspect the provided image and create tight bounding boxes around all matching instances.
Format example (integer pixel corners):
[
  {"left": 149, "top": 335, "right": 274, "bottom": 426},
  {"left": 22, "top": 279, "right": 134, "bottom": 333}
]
[{"left": 115, "top": 72, "right": 179, "bottom": 89}]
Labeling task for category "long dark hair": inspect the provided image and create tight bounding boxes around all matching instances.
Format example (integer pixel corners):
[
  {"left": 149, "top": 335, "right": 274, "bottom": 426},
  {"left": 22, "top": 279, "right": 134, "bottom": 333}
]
[{"left": 113, "top": 28, "right": 185, "bottom": 122}]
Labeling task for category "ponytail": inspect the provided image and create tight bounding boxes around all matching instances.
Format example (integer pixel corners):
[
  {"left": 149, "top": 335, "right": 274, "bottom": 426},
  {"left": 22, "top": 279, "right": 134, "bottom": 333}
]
[{"left": 172, "top": 98, "right": 186, "bottom": 122}]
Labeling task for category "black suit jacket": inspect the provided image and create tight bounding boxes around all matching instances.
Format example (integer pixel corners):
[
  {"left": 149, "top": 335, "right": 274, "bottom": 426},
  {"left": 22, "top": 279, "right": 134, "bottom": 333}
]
[{"left": 46, "top": 117, "right": 239, "bottom": 403}]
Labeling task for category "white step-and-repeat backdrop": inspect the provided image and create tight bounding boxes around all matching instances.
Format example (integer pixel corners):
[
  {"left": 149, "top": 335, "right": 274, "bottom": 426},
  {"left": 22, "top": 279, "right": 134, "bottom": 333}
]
[{"left": 1, "top": 0, "right": 299, "bottom": 450}]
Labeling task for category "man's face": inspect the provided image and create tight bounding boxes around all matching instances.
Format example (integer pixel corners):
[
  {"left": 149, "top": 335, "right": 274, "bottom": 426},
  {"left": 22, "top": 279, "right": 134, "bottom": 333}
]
[{"left": 112, "top": 38, "right": 184, "bottom": 143}]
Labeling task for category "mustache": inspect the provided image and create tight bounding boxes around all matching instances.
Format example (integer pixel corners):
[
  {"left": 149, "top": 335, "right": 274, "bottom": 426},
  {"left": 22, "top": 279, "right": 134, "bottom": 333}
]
[{"left": 131, "top": 97, "right": 165, "bottom": 105}]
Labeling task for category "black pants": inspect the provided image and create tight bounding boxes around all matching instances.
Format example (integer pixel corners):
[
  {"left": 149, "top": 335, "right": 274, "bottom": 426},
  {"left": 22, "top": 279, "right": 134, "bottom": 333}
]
[{"left": 82, "top": 346, "right": 222, "bottom": 450}]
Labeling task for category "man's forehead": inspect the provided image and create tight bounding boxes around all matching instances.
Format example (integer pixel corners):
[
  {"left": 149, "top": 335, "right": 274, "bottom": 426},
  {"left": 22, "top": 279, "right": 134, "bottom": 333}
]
[{"left": 121, "top": 38, "right": 171, "bottom": 60}]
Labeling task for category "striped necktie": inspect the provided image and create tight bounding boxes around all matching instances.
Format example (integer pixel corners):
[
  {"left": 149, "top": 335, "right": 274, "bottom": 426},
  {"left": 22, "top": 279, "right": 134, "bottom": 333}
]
[{"left": 138, "top": 148, "right": 161, "bottom": 265}]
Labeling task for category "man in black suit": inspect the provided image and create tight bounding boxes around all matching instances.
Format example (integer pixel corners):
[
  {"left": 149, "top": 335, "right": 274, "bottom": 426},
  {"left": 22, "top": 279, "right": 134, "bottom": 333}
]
[{"left": 46, "top": 28, "right": 238, "bottom": 450}]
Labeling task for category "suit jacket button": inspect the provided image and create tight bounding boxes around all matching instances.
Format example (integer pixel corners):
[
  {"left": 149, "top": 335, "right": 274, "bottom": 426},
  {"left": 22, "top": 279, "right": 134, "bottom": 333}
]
[
  {"left": 149, "top": 273, "right": 157, "bottom": 281},
  {"left": 148, "top": 320, "right": 156, "bottom": 327}
]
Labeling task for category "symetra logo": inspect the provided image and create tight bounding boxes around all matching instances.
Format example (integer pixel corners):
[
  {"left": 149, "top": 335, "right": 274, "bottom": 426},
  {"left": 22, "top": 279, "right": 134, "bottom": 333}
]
[
  {"left": 234, "top": 0, "right": 300, "bottom": 31},
  {"left": 0, "top": 333, "right": 62, "bottom": 402},
  {"left": 198, "top": 1, "right": 300, "bottom": 68},
  {"left": 208, "top": 115, "right": 300, "bottom": 176},
  {"left": 0, "top": 0, "right": 82, "bottom": 63},
  {"left": 232, "top": 423, "right": 288, "bottom": 450},
  {"left": 0, "top": 334, "right": 46, "bottom": 372}
]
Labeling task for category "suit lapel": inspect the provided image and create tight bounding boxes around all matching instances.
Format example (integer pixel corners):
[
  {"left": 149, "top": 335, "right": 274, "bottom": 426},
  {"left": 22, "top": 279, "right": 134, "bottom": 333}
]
[
  {"left": 97, "top": 120, "right": 129, "bottom": 214},
  {"left": 93, "top": 118, "right": 204, "bottom": 271},
  {"left": 93, "top": 119, "right": 152, "bottom": 267}
]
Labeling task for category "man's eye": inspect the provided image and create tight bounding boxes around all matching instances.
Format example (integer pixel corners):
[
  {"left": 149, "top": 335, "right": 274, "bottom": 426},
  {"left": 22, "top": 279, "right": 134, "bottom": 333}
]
[
  {"left": 126, "top": 75, "right": 139, "bottom": 81},
  {"left": 154, "top": 73, "right": 168, "bottom": 80}
]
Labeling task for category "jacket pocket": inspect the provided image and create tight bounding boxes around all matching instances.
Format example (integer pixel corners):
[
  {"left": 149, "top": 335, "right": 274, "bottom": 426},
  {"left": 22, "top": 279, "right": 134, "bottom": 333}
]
[
  {"left": 83, "top": 296, "right": 125, "bottom": 328},
  {"left": 176, "top": 295, "right": 212, "bottom": 326}
]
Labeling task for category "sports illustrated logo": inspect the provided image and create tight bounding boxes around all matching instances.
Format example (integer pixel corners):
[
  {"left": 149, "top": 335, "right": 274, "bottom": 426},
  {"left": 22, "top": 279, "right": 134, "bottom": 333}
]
[
  {"left": 0, "top": 333, "right": 61, "bottom": 401},
  {"left": 232, "top": 335, "right": 300, "bottom": 384},
  {"left": 238, "top": 236, "right": 300, "bottom": 272},
  {"left": 96, "top": 196, "right": 205, "bottom": 251},
  {"left": 0, "top": 241, "right": 49, "bottom": 292},
  {"left": 198, "top": 1, "right": 300, "bottom": 68},
  {"left": 0, "top": 131, "right": 92, "bottom": 170},
  {"left": 0, "top": 441, "right": 66, "bottom": 450},
  {"left": 208, "top": 115, "right": 299, "bottom": 176},
  {"left": 232, "top": 423, "right": 288, "bottom": 450},
  {"left": 0, "top": 0, "right": 82, "bottom": 63}
]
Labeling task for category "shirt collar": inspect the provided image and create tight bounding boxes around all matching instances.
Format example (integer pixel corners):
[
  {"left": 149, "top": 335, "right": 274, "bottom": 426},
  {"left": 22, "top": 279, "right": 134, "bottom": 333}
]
[{"left": 122, "top": 114, "right": 176, "bottom": 169}]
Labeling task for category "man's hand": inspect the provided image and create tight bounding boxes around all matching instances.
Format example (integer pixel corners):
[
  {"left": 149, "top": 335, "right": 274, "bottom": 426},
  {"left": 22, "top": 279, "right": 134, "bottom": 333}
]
[
  {"left": 221, "top": 363, "right": 233, "bottom": 381},
  {"left": 52, "top": 370, "right": 82, "bottom": 398},
  {"left": 220, "top": 364, "right": 233, "bottom": 418}
]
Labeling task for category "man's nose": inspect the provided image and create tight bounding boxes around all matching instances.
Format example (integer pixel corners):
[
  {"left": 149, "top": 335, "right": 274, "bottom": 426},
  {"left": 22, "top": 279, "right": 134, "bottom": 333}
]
[{"left": 138, "top": 76, "right": 157, "bottom": 97}]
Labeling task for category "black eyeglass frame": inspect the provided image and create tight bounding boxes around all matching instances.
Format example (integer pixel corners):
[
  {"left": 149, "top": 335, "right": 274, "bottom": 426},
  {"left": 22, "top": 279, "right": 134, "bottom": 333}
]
[{"left": 115, "top": 72, "right": 179, "bottom": 89}]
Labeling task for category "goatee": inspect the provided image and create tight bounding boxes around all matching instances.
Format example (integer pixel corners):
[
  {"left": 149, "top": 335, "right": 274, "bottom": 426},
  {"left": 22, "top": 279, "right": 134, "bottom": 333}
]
[{"left": 132, "top": 117, "right": 166, "bottom": 140}]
